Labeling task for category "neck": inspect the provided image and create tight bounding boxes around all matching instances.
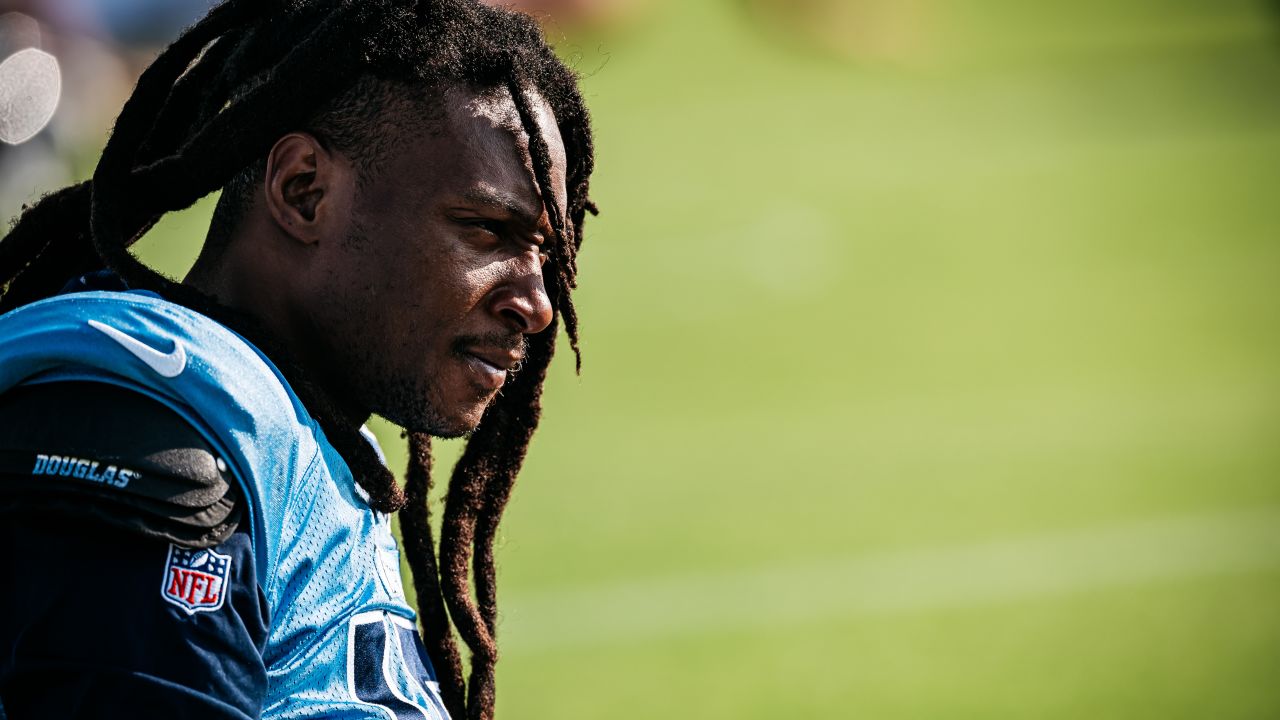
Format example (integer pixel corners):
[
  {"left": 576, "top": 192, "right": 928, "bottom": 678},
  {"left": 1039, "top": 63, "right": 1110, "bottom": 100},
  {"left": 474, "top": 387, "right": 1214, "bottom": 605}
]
[{"left": 183, "top": 237, "right": 371, "bottom": 431}]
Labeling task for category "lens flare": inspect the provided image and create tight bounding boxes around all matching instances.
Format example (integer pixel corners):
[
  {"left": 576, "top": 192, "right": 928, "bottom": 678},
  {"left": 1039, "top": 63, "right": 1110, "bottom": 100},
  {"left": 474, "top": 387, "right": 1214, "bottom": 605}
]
[{"left": 0, "top": 47, "right": 61, "bottom": 145}]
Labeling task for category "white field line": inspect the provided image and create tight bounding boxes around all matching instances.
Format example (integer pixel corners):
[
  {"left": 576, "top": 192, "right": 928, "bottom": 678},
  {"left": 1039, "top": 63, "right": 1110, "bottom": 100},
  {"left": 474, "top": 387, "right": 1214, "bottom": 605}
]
[{"left": 499, "top": 509, "right": 1280, "bottom": 655}]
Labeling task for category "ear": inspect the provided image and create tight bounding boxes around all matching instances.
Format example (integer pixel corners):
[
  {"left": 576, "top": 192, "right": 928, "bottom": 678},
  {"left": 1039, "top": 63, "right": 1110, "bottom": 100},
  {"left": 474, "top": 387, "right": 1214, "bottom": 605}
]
[{"left": 262, "top": 133, "right": 353, "bottom": 245}]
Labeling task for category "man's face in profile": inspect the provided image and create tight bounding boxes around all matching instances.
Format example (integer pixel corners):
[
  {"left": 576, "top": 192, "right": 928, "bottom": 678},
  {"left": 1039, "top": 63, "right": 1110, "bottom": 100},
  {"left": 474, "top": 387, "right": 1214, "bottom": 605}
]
[{"left": 304, "top": 85, "right": 568, "bottom": 437}]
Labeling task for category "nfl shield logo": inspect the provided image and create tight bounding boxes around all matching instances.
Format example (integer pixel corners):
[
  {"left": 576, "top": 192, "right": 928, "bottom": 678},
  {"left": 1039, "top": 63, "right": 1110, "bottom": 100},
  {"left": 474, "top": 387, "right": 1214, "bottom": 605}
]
[{"left": 161, "top": 544, "right": 232, "bottom": 615}]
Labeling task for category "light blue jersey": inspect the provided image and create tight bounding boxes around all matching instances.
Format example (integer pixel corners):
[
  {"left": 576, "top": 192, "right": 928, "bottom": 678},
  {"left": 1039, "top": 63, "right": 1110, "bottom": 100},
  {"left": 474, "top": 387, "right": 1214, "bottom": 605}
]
[{"left": 0, "top": 290, "right": 451, "bottom": 719}]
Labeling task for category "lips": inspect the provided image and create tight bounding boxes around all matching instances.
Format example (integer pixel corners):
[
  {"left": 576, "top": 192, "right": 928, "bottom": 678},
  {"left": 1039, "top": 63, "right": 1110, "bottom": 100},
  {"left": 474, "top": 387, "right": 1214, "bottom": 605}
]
[{"left": 461, "top": 347, "right": 523, "bottom": 391}]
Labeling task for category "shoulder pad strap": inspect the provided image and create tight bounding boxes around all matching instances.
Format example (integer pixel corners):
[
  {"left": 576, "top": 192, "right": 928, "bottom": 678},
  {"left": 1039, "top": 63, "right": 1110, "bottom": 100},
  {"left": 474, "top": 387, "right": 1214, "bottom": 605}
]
[{"left": 0, "top": 381, "right": 241, "bottom": 547}]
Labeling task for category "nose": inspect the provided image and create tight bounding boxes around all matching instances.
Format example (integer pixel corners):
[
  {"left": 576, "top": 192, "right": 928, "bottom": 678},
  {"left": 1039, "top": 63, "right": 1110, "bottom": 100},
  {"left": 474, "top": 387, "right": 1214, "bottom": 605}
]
[{"left": 491, "top": 265, "right": 554, "bottom": 335}]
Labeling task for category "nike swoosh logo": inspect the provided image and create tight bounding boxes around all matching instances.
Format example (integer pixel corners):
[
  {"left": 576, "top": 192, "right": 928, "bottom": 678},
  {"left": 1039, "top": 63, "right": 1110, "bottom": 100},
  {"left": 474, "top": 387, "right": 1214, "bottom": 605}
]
[{"left": 87, "top": 319, "right": 187, "bottom": 378}]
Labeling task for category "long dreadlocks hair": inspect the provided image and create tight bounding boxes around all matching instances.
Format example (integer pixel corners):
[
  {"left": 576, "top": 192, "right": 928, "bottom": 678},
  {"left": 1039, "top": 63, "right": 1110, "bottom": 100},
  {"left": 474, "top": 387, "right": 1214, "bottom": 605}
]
[{"left": 0, "top": 1, "right": 595, "bottom": 718}]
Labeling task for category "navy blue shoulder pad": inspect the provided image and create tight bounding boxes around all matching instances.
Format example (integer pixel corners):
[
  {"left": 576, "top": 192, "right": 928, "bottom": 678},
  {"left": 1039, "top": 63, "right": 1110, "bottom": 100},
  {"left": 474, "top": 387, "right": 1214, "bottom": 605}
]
[{"left": 0, "top": 381, "right": 241, "bottom": 547}]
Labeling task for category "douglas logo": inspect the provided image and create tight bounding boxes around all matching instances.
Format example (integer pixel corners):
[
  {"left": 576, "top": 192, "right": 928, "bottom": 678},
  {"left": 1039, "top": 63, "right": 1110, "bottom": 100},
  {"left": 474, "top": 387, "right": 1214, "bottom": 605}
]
[{"left": 32, "top": 453, "right": 137, "bottom": 488}]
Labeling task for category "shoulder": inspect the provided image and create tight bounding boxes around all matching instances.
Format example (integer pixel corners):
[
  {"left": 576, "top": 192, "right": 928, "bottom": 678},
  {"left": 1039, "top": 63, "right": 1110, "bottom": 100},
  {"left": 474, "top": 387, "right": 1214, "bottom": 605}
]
[
  {"left": 0, "top": 291, "right": 291, "bottom": 415},
  {"left": 0, "top": 380, "right": 242, "bottom": 547},
  {"left": 0, "top": 291, "right": 332, "bottom": 577},
  {"left": 0, "top": 289, "right": 324, "bottom": 463}
]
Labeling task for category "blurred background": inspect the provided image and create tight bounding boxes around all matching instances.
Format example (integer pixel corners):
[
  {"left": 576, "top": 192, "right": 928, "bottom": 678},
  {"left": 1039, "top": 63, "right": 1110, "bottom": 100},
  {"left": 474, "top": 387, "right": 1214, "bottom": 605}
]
[{"left": 3, "top": 0, "right": 1279, "bottom": 717}]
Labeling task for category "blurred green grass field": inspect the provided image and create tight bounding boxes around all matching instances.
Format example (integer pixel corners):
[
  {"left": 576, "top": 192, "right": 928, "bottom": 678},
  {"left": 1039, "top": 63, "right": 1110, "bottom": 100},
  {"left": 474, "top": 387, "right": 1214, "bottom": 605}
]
[{"left": 133, "top": 1, "right": 1280, "bottom": 717}]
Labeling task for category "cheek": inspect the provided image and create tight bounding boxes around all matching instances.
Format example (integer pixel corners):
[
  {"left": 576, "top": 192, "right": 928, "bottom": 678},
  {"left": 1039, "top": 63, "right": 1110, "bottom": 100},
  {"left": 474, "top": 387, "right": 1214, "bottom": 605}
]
[
  {"left": 411, "top": 243, "right": 503, "bottom": 323},
  {"left": 462, "top": 263, "right": 505, "bottom": 302},
  {"left": 362, "top": 267, "right": 477, "bottom": 370},
  {"left": 332, "top": 217, "right": 500, "bottom": 341}
]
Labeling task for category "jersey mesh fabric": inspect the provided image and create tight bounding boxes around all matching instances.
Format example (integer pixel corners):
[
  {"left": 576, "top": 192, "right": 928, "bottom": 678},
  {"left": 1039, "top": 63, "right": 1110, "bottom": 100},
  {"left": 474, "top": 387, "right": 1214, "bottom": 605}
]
[{"left": 0, "top": 291, "right": 449, "bottom": 719}]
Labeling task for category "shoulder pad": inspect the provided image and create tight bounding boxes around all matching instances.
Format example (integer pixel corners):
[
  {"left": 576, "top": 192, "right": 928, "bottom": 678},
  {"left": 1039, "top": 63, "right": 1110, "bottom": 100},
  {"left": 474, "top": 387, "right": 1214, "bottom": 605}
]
[{"left": 0, "top": 381, "right": 241, "bottom": 547}]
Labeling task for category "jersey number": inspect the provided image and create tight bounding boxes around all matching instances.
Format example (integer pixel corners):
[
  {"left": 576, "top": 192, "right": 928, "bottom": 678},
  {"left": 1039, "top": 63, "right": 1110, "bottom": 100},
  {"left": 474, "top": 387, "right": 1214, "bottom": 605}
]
[{"left": 349, "top": 612, "right": 450, "bottom": 719}]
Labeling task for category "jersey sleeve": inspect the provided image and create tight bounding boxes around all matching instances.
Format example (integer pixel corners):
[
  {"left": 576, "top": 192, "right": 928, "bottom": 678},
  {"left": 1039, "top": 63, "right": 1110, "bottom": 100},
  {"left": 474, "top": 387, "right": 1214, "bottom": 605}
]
[
  {"left": 0, "top": 519, "right": 268, "bottom": 719},
  {"left": 0, "top": 382, "right": 269, "bottom": 719},
  {"left": 0, "top": 381, "right": 243, "bottom": 547}
]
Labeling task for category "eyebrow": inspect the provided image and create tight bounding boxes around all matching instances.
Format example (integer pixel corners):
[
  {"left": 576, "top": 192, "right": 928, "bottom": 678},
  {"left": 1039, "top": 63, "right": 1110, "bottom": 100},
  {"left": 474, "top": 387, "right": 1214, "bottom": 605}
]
[{"left": 460, "top": 187, "right": 543, "bottom": 229}]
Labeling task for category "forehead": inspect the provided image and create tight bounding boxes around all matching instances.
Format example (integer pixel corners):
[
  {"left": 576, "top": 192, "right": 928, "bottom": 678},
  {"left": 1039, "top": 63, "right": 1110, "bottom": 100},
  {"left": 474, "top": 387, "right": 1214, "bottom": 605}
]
[
  {"left": 457, "top": 84, "right": 565, "bottom": 164},
  {"left": 370, "top": 84, "right": 567, "bottom": 220}
]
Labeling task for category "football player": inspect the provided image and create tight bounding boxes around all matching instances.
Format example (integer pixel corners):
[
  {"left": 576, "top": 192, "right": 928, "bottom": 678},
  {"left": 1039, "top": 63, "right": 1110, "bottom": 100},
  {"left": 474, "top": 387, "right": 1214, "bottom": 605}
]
[{"left": 0, "top": 1, "right": 595, "bottom": 718}]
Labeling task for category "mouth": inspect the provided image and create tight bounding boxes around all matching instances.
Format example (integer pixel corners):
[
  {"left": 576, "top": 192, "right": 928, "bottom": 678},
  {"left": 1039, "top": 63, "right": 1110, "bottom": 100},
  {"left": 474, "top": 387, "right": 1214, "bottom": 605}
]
[{"left": 460, "top": 347, "right": 523, "bottom": 391}]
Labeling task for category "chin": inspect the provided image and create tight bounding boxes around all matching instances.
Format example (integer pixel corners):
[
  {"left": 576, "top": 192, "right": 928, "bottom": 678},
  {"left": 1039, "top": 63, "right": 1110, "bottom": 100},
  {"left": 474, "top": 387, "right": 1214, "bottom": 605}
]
[
  {"left": 443, "top": 401, "right": 495, "bottom": 437},
  {"left": 372, "top": 369, "right": 499, "bottom": 438},
  {"left": 394, "top": 407, "right": 480, "bottom": 439},
  {"left": 429, "top": 412, "right": 483, "bottom": 439},
  {"left": 426, "top": 425, "right": 473, "bottom": 440},
  {"left": 407, "top": 395, "right": 495, "bottom": 439}
]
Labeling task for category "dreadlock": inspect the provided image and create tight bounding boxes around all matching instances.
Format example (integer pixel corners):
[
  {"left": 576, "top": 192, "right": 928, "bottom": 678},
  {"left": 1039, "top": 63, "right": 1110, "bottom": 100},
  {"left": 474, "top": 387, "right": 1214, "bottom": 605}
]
[{"left": 0, "top": 1, "right": 596, "bottom": 718}]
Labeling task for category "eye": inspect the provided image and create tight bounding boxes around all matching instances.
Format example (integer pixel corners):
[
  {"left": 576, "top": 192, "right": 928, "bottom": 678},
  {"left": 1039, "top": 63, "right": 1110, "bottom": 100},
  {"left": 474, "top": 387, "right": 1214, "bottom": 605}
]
[
  {"left": 467, "top": 219, "right": 503, "bottom": 236},
  {"left": 457, "top": 218, "right": 506, "bottom": 250}
]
